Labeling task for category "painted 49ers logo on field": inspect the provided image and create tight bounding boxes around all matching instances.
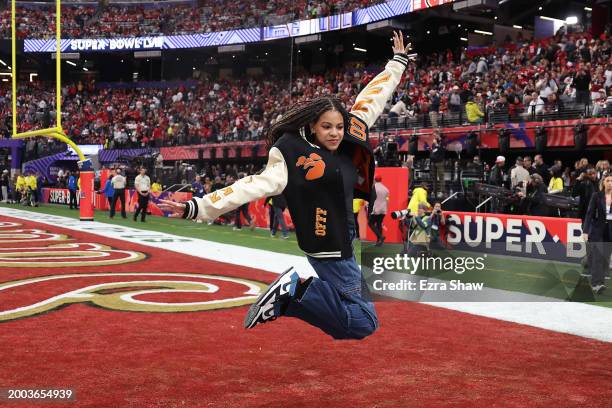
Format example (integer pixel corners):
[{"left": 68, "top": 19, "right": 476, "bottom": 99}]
[
  {"left": 296, "top": 153, "right": 326, "bottom": 180},
  {"left": 0, "top": 273, "right": 267, "bottom": 322}
]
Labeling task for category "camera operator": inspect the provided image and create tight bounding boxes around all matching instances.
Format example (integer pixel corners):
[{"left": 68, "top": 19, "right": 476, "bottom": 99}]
[
  {"left": 406, "top": 203, "right": 432, "bottom": 256},
  {"left": 430, "top": 202, "right": 446, "bottom": 249}
]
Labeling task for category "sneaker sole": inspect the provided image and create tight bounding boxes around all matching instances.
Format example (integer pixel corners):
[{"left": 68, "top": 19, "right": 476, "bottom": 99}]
[
  {"left": 243, "top": 302, "right": 274, "bottom": 329},
  {"left": 254, "top": 267, "right": 297, "bottom": 308}
]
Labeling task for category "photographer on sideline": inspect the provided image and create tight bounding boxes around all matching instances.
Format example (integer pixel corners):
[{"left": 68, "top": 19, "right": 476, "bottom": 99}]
[
  {"left": 430, "top": 202, "right": 446, "bottom": 248},
  {"left": 407, "top": 203, "right": 432, "bottom": 256}
]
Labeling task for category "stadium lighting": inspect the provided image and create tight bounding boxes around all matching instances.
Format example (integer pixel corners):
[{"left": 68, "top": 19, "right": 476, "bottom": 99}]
[
  {"left": 354, "top": 47, "right": 367, "bottom": 53},
  {"left": 513, "top": 25, "right": 523, "bottom": 29},
  {"left": 0, "top": 59, "right": 6, "bottom": 66},
  {"left": 458, "top": 24, "right": 461, "bottom": 27},
  {"left": 426, "top": 30, "right": 430, "bottom": 34},
  {"left": 29, "top": 73, "right": 38, "bottom": 82},
  {"left": 460, "top": 37, "right": 468, "bottom": 41},
  {"left": 121, "top": 59, "right": 124, "bottom": 63},
  {"left": 584, "top": 7, "right": 592, "bottom": 12},
  {"left": 474, "top": 30, "right": 493, "bottom": 36},
  {"left": 539, "top": 16, "right": 557, "bottom": 21},
  {"left": 566, "top": 16, "right": 578, "bottom": 25},
  {"left": 494, "top": 16, "right": 498, "bottom": 20},
  {"left": 66, "top": 61, "right": 76, "bottom": 66},
  {"left": 82, "top": 67, "right": 88, "bottom": 71},
  {"left": 538, "top": 6, "right": 542, "bottom": 10},
  {"left": 192, "top": 67, "right": 196, "bottom": 70}
]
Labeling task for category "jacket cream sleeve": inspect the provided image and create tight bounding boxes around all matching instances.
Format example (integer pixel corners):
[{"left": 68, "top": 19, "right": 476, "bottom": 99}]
[
  {"left": 182, "top": 147, "right": 288, "bottom": 221},
  {"left": 350, "top": 54, "right": 409, "bottom": 128}
]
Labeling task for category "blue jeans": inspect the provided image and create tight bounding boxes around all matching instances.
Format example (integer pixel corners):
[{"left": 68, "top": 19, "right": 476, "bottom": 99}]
[
  {"left": 271, "top": 206, "right": 288, "bottom": 237},
  {"left": 281, "top": 230, "right": 379, "bottom": 340}
]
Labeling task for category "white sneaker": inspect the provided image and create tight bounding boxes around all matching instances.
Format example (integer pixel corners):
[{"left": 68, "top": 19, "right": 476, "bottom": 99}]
[{"left": 591, "top": 284, "right": 606, "bottom": 294}]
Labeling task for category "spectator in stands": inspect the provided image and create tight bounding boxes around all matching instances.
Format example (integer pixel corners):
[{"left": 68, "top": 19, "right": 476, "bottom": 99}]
[
  {"left": 510, "top": 156, "right": 530, "bottom": 194},
  {"left": 428, "top": 89, "right": 440, "bottom": 128},
  {"left": 388, "top": 96, "right": 408, "bottom": 124},
  {"left": 465, "top": 96, "right": 484, "bottom": 124},
  {"left": 574, "top": 68, "right": 592, "bottom": 106},
  {"left": 448, "top": 86, "right": 462, "bottom": 113},
  {"left": 533, "top": 154, "right": 550, "bottom": 185},
  {"left": 548, "top": 166, "right": 564, "bottom": 194},
  {"left": 523, "top": 156, "right": 535, "bottom": 175},
  {"left": 476, "top": 57, "right": 488, "bottom": 75},
  {"left": 191, "top": 175, "right": 205, "bottom": 198},
  {"left": 596, "top": 160, "right": 610, "bottom": 181},
  {"left": 574, "top": 166, "right": 598, "bottom": 221}
]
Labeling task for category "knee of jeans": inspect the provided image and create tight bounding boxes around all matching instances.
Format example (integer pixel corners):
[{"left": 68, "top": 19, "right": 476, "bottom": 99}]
[{"left": 345, "top": 319, "right": 378, "bottom": 340}]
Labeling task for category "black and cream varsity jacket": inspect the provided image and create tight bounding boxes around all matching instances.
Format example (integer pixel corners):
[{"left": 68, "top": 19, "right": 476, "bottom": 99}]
[{"left": 183, "top": 53, "right": 409, "bottom": 258}]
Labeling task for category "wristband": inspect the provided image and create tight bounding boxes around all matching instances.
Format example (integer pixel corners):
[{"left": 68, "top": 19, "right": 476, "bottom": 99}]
[{"left": 393, "top": 53, "right": 409, "bottom": 67}]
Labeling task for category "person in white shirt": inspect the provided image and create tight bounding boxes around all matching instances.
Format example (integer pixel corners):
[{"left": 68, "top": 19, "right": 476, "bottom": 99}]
[
  {"left": 510, "top": 157, "right": 530, "bottom": 194},
  {"left": 133, "top": 167, "right": 151, "bottom": 222},
  {"left": 368, "top": 176, "right": 389, "bottom": 247},
  {"left": 110, "top": 168, "right": 127, "bottom": 219},
  {"left": 389, "top": 98, "right": 407, "bottom": 118}
]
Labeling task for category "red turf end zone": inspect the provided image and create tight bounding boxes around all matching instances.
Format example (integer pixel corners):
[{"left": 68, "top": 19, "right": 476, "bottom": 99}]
[{"left": 0, "top": 215, "right": 611, "bottom": 408}]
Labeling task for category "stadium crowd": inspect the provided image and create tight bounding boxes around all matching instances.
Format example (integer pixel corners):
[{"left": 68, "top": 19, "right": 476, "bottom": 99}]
[
  {"left": 1, "top": 0, "right": 384, "bottom": 39},
  {"left": 0, "top": 29, "right": 612, "bottom": 153},
  {"left": 2, "top": 30, "right": 611, "bottom": 154}
]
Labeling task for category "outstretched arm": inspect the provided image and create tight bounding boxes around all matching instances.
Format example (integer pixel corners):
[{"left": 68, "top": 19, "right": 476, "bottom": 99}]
[
  {"left": 350, "top": 30, "right": 411, "bottom": 128},
  {"left": 159, "top": 147, "right": 288, "bottom": 221}
]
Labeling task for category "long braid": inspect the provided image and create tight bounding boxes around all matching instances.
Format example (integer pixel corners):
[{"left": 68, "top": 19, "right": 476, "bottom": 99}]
[{"left": 265, "top": 97, "right": 349, "bottom": 150}]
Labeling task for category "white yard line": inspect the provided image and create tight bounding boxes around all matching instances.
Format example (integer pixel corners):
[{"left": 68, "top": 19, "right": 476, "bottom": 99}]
[{"left": 1, "top": 207, "right": 611, "bottom": 343}]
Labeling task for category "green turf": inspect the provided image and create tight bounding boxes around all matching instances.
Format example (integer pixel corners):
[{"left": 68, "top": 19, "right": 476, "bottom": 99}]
[{"left": 1, "top": 203, "right": 609, "bottom": 307}]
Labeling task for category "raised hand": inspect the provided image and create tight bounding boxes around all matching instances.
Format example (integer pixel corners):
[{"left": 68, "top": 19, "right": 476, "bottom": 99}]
[
  {"left": 158, "top": 199, "right": 186, "bottom": 218},
  {"left": 391, "top": 30, "right": 411, "bottom": 54}
]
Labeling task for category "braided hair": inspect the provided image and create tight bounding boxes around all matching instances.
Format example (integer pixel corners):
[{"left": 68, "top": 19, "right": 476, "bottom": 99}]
[{"left": 265, "top": 97, "right": 349, "bottom": 150}]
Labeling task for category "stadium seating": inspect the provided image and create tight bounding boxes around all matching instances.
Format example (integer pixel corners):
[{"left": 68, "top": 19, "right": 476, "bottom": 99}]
[
  {"left": 2, "top": 31, "right": 610, "bottom": 155},
  {"left": 1, "top": 0, "right": 385, "bottom": 39}
]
